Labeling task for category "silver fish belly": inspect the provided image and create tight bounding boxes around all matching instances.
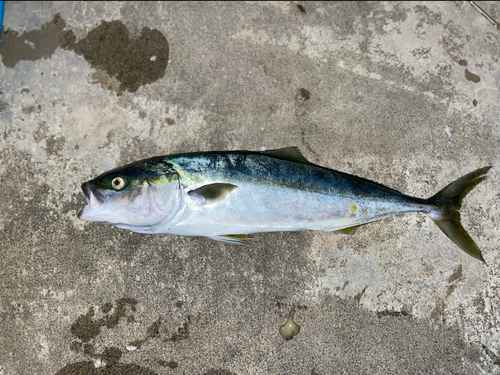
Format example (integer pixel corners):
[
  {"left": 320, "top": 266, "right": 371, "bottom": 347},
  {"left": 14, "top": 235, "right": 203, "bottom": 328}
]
[{"left": 79, "top": 147, "right": 491, "bottom": 262}]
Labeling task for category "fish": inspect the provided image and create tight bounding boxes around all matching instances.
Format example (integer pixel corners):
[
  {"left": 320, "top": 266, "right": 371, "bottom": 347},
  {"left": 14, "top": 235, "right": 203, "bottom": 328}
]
[{"left": 78, "top": 147, "right": 491, "bottom": 262}]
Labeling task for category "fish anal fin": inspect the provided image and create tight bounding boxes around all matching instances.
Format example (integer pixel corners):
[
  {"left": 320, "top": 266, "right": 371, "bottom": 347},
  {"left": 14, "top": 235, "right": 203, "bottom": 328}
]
[
  {"left": 261, "top": 147, "right": 312, "bottom": 165},
  {"left": 188, "top": 183, "right": 237, "bottom": 204},
  {"left": 333, "top": 224, "right": 365, "bottom": 235},
  {"left": 208, "top": 234, "right": 253, "bottom": 245}
]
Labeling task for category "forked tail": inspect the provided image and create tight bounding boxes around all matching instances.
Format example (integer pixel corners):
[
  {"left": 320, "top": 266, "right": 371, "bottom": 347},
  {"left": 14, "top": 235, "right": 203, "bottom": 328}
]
[{"left": 427, "top": 166, "right": 492, "bottom": 263}]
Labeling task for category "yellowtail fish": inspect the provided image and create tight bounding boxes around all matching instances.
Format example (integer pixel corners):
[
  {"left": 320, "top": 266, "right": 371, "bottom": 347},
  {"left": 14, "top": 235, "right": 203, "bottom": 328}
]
[{"left": 79, "top": 147, "right": 491, "bottom": 262}]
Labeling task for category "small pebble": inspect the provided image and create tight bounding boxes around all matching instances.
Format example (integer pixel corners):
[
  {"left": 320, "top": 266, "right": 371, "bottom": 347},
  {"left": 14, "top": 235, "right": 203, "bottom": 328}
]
[
  {"left": 150, "top": 55, "right": 157, "bottom": 62},
  {"left": 279, "top": 317, "right": 300, "bottom": 340}
]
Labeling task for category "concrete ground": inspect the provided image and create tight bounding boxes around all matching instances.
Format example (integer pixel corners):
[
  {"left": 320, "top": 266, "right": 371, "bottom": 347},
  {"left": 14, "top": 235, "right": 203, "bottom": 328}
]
[{"left": 1, "top": 1, "right": 499, "bottom": 374}]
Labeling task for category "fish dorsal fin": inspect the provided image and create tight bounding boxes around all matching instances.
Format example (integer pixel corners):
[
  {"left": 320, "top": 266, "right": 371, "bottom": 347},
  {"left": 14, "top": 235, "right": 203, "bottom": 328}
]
[
  {"left": 261, "top": 147, "right": 312, "bottom": 165},
  {"left": 188, "top": 183, "right": 238, "bottom": 204},
  {"left": 208, "top": 234, "right": 252, "bottom": 245},
  {"left": 333, "top": 224, "right": 365, "bottom": 235}
]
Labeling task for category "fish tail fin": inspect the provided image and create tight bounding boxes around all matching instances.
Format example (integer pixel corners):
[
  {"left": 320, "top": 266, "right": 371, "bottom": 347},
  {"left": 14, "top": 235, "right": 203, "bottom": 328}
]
[{"left": 427, "top": 166, "right": 491, "bottom": 263}]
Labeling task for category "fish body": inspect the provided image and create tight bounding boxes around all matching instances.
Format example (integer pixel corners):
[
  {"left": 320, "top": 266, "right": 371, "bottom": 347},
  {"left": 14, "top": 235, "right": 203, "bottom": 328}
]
[{"left": 79, "top": 147, "right": 491, "bottom": 261}]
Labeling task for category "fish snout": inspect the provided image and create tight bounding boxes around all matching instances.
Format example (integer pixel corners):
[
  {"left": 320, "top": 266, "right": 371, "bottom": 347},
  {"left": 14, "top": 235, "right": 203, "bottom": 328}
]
[{"left": 81, "top": 182, "right": 105, "bottom": 211}]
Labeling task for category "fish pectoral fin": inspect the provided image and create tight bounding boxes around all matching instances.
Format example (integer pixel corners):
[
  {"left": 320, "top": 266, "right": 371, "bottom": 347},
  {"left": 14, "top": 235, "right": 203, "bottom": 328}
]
[
  {"left": 208, "top": 234, "right": 253, "bottom": 245},
  {"left": 333, "top": 224, "right": 365, "bottom": 235},
  {"left": 188, "top": 183, "right": 238, "bottom": 204},
  {"left": 261, "top": 147, "right": 313, "bottom": 165}
]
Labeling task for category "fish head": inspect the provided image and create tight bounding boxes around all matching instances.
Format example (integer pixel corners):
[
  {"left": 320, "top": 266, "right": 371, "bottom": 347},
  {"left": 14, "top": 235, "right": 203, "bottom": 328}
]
[{"left": 79, "top": 159, "right": 182, "bottom": 231}]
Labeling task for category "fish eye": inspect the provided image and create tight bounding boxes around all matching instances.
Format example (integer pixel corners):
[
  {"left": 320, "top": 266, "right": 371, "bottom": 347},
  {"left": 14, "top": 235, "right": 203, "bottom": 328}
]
[{"left": 111, "top": 177, "right": 126, "bottom": 190}]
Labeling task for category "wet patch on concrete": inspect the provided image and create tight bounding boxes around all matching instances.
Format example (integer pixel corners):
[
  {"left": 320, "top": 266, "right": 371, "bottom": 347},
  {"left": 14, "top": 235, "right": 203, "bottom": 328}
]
[
  {"left": 202, "top": 370, "right": 238, "bottom": 375},
  {"left": 465, "top": 68, "right": 481, "bottom": 83},
  {"left": 45, "top": 135, "right": 66, "bottom": 157},
  {"left": 33, "top": 122, "right": 49, "bottom": 143},
  {"left": 377, "top": 309, "right": 411, "bottom": 318},
  {"left": 446, "top": 264, "right": 464, "bottom": 296},
  {"left": 0, "top": 14, "right": 66, "bottom": 68},
  {"left": 59, "top": 299, "right": 192, "bottom": 374},
  {"left": 70, "top": 298, "right": 137, "bottom": 343},
  {"left": 58, "top": 299, "right": 164, "bottom": 375},
  {"left": 414, "top": 4, "right": 442, "bottom": 28},
  {"left": 167, "top": 315, "right": 191, "bottom": 342},
  {"left": 354, "top": 286, "right": 367, "bottom": 303},
  {"left": 56, "top": 355, "right": 158, "bottom": 375},
  {"left": 60, "top": 20, "right": 169, "bottom": 93},
  {"left": 447, "top": 264, "right": 463, "bottom": 284},
  {"left": 128, "top": 317, "right": 162, "bottom": 349},
  {"left": 483, "top": 345, "right": 500, "bottom": 366},
  {"left": 430, "top": 299, "right": 446, "bottom": 322},
  {"left": 157, "top": 359, "right": 179, "bottom": 369},
  {"left": 296, "top": 88, "right": 311, "bottom": 106}
]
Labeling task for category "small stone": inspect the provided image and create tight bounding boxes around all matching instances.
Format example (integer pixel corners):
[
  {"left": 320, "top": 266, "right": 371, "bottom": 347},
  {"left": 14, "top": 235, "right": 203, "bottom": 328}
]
[{"left": 279, "top": 317, "right": 300, "bottom": 340}]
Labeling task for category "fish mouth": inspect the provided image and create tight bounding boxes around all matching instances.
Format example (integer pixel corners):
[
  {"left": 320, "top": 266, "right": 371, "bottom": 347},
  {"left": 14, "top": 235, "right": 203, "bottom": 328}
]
[{"left": 78, "top": 182, "right": 105, "bottom": 220}]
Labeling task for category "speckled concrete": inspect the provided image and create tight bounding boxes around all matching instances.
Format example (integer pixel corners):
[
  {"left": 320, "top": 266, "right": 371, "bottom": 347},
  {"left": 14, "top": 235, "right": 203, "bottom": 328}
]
[{"left": 1, "top": 2, "right": 499, "bottom": 374}]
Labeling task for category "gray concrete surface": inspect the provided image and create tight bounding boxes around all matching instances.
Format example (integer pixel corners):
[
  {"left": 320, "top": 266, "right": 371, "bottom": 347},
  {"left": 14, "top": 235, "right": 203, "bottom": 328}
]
[{"left": 0, "top": 1, "right": 499, "bottom": 374}]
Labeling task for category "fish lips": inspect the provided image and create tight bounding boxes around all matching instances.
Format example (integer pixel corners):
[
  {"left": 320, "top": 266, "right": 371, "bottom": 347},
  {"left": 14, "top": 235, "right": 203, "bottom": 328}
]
[{"left": 78, "top": 182, "right": 106, "bottom": 221}]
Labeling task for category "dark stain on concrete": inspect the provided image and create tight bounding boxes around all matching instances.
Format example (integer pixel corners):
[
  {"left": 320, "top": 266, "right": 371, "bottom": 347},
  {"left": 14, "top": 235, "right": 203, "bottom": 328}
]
[
  {"left": 33, "top": 122, "right": 49, "bottom": 143},
  {"left": 60, "top": 20, "right": 169, "bottom": 93},
  {"left": 414, "top": 5, "right": 442, "bottom": 28},
  {"left": 70, "top": 298, "right": 137, "bottom": 343},
  {"left": 298, "top": 88, "right": 311, "bottom": 102},
  {"left": 166, "top": 117, "right": 175, "bottom": 125},
  {"left": 0, "top": 101, "right": 7, "bottom": 113},
  {"left": 147, "top": 317, "right": 162, "bottom": 338},
  {"left": 202, "top": 369, "right": 238, "bottom": 375},
  {"left": 342, "top": 280, "right": 349, "bottom": 290},
  {"left": 157, "top": 359, "right": 179, "bottom": 369},
  {"left": 55, "top": 358, "right": 158, "bottom": 375},
  {"left": 58, "top": 299, "right": 160, "bottom": 375},
  {"left": 431, "top": 299, "right": 445, "bottom": 322},
  {"left": 21, "top": 105, "right": 35, "bottom": 115},
  {"left": 66, "top": 301, "right": 185, "bottom": 372},
  {"left": 354, "top": 286, "right": 367, "bottom": 303},
  {"left": 275, "top": 295, "right": 285, "bottom": 309},
  {"left": 297, "top": 4, "right": 306, "bottom": 13},
  {"left": 128, "top": 317, "right": 162, "bottom": 349},
  {"left": 459, "top": 59, "right": 468, "bottom": 66},
  {"left": 45, "top": 135, "right": 66, "bottom": 156},
  {"left": 447, "top": 264, "right": 463, "bottom": 283},
  {"left": 0, "top": 14, "right": 66, "bottom": 68},
  {"left": 473, "top": 297, "right": 485, "bottom": 314},
  {"left": 377, "top": 310, "right": 411, "bottom": 318},
  {"left": 168, "top": 315, "right": 191, "bottom": 342},
  {"left": 295, "top": 87, "right": 320, "bottom": 160},
  {"left": 483, "top": 344, "right": 500, "bottom": 366},
  {"left": 100, "top": 302, "right": 113, "bottom": 314},
  {"left": 473, "top": 99, "right": 478, "bottom": 107},
  {"left": 464, "top": 68, "right": 480, "bottom": 83},
  {"left": 446, "top": 264, "right": 464, "bottom": 296}
]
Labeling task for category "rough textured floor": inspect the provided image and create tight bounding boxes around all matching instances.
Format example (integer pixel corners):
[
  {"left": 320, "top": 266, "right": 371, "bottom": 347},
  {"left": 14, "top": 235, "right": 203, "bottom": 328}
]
[{"left": 1, "top": 2, "right": 499, "bottom": 374}]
